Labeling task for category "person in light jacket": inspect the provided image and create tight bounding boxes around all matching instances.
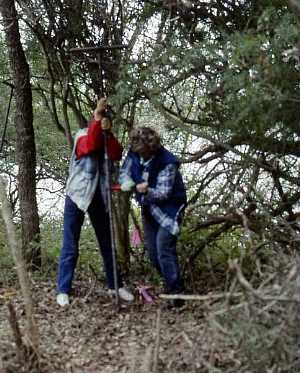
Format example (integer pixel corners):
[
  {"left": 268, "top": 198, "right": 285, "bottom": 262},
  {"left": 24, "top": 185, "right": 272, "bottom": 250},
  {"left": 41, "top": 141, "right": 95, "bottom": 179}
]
[{"left": 56, "top": 98, "right": 134, "bottom": 306}]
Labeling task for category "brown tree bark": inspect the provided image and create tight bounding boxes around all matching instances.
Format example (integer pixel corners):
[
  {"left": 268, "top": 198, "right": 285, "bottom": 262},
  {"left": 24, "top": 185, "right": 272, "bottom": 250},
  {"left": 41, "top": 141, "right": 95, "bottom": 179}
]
[
  {"left": 114, "top": 192, "right": 131, "bottom": 275},
  {"left": 0, "top": 0, "right": 41, "bottom": 268}
]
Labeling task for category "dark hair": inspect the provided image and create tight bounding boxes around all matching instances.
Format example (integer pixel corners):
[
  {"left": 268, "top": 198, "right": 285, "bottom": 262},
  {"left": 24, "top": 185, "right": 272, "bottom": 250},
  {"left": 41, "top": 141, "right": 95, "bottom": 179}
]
[{"left": 130, "top": 126, "right": 161, "bottom": 154}]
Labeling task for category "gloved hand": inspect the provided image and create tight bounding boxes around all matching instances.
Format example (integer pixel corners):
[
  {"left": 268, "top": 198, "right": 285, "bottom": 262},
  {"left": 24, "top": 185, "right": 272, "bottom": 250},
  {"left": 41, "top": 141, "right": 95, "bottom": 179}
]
[
  {"left": 136, "top": 181, "right": 148, "bottom": 194},
  {"left": 94, "top": 97, "right": 108, "bottom": 121},
  {"left": 96, "top": 97, "right": 107, "bottom": 115},
  {"left": 101, "top": 117, "right": 112, "bottom": 131},
  {"left": 120, "top": 180, "right": 136, "bottom": 192}
]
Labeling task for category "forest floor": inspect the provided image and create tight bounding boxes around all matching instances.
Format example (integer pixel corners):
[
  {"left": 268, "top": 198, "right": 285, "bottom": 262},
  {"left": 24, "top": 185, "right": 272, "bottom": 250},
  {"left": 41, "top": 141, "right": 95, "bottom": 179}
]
[
  {"left": 2, "top": 264, "right": 300, "bottom": 373},
  {"left": 0, "top": 278, "right": 227, "bottom": 373}
]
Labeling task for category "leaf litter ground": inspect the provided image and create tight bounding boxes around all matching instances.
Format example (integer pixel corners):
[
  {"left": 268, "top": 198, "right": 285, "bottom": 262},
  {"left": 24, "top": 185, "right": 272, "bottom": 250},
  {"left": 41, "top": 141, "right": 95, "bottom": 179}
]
[{"left": 0, "top": 280, "right": 211, "bottom": 373}]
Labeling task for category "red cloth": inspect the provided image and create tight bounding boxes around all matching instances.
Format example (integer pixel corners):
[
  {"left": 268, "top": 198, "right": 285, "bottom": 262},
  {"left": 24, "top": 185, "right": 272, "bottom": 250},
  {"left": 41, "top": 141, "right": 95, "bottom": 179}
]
[{"left": 75, "top": 119, "right": 123, "bottom": 161}]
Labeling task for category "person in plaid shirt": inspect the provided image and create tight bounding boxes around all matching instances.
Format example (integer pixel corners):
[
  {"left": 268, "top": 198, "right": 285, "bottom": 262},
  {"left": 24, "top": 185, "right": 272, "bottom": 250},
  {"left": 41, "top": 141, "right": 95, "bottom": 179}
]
[{"left": 119, "top": 127, "right": 187, "bottom": 307}]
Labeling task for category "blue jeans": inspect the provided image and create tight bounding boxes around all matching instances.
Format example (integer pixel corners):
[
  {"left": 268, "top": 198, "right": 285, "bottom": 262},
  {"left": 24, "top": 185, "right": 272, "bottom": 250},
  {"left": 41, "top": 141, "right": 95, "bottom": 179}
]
[
  {"left": 57, "top": 189, "right": 122, "bottom": 294},
  {"left": 142, "top": 208, "right": 183, "bottom": 293}
]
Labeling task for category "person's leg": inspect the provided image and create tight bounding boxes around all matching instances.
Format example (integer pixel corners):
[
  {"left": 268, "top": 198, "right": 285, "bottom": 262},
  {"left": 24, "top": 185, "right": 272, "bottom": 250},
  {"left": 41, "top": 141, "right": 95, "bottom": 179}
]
[
  {"left": 57, "top": 196, "right": 84, "bottom": 294},
  {"left": 142, "top": 208, "right": 161, "bottom": 274},
  {"left": 88, "top": 189, "right": 123, "bottom": 290},
  {"left": 156, "top": 226, "right": 184, "bottom": 294}
]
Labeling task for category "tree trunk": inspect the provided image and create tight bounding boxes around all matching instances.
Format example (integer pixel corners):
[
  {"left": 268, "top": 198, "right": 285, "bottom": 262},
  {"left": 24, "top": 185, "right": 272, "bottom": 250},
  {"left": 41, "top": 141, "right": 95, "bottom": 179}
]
[
  {"left": 0, "top": 0, "right": 41, "bottom": 269},
  {"left": 114, "top": 192, "right": 131, "bottom": 275}
]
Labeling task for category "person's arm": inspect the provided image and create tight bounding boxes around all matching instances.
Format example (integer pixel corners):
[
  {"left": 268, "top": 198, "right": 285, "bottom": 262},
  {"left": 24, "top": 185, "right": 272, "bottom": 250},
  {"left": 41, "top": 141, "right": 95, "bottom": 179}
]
[
  {"left": 76, "top": 119, "right": 122, "bottom": 160},
  {"left": 141, "top": 164, "right": 177, "bottom": 203},
  {"left": 119, "top": 155, "right": 136, "bottom": 191},
  {"left": 76, "top": 97, "right": 119, "bottom": 159},
  {"left": 75, "top": 119, "right": 104, "bottom": 159}
]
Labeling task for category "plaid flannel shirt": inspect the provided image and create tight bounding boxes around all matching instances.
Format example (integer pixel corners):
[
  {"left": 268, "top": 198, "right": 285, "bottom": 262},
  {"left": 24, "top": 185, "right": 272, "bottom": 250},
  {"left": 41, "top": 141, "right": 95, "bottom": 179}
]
[{"left": 119, "top": 157, "right": 184, "bottom": 235}]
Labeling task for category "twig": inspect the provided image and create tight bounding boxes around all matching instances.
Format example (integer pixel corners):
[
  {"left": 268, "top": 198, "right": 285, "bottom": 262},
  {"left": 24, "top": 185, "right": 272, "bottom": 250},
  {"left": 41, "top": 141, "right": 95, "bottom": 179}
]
[
  {"left": 152, "top": 308, "right": 161, "bottom": 373},
  {"left": 129, "top": 345, "right": 138, "bottom": 373},
  {"left": 83, "top": 265, "right": 99, "bottom": 302},
  {"left": 159, "top": 292, "right": 243, "bottom": 301},
  {"left": 212, "top": 302, "right": 248, "bottom": 317},
  {"left": 0, "top": 358, "right": 7, "bottom": 373},
  {"left": 82, "top": 277, "right": 97, "bottom": 302},
  {"left": 7, "top": 301, "right": 25, "bottom": 362},
  {"left": 172, "top": 331, "right": 193, "bottom": 348},
  {"left": 231, "top": 259, "right": 300, "bottom": 303},
  {"left": 88, "top": 263, "right": 101, "bottom": 280},
  {"left": 209, "top": 316, "right": 230, "bottom": 336},
  {"left": 140, "top": 344, "right": 153, "bottom": 373}
]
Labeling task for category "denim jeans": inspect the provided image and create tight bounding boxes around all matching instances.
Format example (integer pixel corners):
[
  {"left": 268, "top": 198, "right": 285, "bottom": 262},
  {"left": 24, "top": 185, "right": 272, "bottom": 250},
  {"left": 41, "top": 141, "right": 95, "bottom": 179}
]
[
  {"left": 142, "top": 208, "right": 183, "bottom": 293},
  {"left": 57, "top": 189, "right": 122, "bottom": 294}
]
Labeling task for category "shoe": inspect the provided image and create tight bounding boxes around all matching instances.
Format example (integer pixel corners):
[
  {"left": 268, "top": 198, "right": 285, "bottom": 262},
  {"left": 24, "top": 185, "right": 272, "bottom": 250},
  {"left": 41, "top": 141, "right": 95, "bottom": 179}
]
[
  {"left": 56, "top": 293, "right": 70, "bottom": 307},
  {"left": 108, "top": 287, "right": 134, "bottom": 302},
  {"left": 169, "top": 298, "right": 185, "bottom": 309},
  {"left": 119, "top": 287, "right": 134, "bottom": 301}
]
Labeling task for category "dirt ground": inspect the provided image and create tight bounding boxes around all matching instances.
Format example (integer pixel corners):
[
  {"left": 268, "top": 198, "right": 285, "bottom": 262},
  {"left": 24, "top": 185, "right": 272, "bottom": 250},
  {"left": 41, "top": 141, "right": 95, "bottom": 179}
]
[
  {"left": 2, "top": 263, "right": 300, "bottom": 372},
  {"left": 0, "top": 280, "right": 216, "bottom": 373}
]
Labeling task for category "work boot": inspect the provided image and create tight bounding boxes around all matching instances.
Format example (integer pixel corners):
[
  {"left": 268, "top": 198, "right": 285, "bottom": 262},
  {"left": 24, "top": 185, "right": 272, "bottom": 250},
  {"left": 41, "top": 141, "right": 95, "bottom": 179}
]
[
  {"left": 108, "top": 287, "right": 134, "bottom": 302},
  {"left": 56, "top": 293, "right": 70, "bottom": 307},
  {"left": 168, "top": 298, "right": 185, "bottom": 309},
  {"left": 162, "top": 286, "right": 185, "bottom": 309}
]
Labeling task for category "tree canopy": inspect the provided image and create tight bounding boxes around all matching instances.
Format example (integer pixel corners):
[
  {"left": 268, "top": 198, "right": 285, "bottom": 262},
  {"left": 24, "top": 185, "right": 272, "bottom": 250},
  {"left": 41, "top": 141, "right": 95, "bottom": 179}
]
[
  {"left": 2, "top": 1, "right": 300, "bottom": 372},
  {"left": 0, "top": 0, "right": 300, "bottom": 270}
]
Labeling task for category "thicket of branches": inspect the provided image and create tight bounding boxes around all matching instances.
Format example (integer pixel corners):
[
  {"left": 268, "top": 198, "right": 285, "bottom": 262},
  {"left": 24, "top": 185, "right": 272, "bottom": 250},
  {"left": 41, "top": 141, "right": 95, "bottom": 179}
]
[
  {"left": 0, "top": 0, "right": 299, "bottom": 278},
  {"left": 1, "top": 1, "right": 300, "bottom": 372}
]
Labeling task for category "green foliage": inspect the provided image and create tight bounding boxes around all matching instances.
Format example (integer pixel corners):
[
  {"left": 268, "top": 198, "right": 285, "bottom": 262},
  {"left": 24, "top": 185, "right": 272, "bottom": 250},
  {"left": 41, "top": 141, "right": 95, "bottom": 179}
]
[
  {"left": 221, "top": 8, "right": 300, "bottom": 138},
  {"left": 179, "top": 219, "right": 242, "bottom": 269},
  {"left": 40, "top": 218, "right": 103, "bottom": 280}
]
